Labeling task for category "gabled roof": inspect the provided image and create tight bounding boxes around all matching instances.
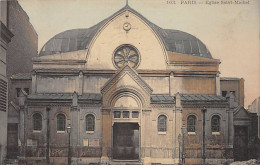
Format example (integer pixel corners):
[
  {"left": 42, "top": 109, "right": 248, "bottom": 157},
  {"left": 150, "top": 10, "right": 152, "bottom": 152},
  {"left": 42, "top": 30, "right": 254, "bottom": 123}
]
[
  {"left": 10, "top": 73, "right": 32, "bottom": 80},
  {"left": 27, "top": 93, "right": 102, "bottom": 102},
  {"left": 101, "top": 64, "right": 153, "bottom": 95},
  {"left": 180, "top": 94, "right": 227, "bottom": 104},
  {"left": 220, "top": 77, "right": 243, "bottom": 81},
  {"left": 151, "top": 94, "right": 175, "bottom": 104},
  {"left": 39, "top": 4, "right": 212, "bottom": 59}
]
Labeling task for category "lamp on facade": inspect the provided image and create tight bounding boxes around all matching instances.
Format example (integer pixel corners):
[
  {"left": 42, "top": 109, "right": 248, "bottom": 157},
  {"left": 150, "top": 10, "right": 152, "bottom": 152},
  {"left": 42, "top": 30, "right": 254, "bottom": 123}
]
[
  {"left": 181, "top": 125, "right": 186, "bottom": 165},
  {"left": 67, "top": 123, "right": 72, "bottom": 165},
  {"left": 201, "top": 106, "right": 207, "bottom": 165}
]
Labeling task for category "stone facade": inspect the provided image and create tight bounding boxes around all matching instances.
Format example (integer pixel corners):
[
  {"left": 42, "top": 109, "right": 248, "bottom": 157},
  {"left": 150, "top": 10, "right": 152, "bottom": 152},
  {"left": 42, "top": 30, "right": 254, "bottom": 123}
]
[
  {"left": 248, "top": 97, "right": 260, "bottom": 141},
  {"left": 220, "top": 78, "right": 244, "bottom": 107},
  {"left": 11, "top": 4, "right": 258, "bottom": 165},
  {"left": 0, "top": 1, "right": 13, "bottom": 164}
]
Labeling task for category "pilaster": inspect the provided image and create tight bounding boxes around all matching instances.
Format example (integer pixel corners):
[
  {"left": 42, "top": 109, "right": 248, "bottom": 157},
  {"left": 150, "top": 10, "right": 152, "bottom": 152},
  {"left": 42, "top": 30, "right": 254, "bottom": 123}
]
[
  {"left": 215, "top": 72, "right": 220, "bottom": 96},
  {"left": 78, "top": 71, "right": 83, "bottom": 95},
  {"left": 101, "top": 108, "right": 112, "bottom": 164},
  {"left": 169, "top": 72, "right": 174, "bottom": 96},
  {"left": 31, "top": 70, "right": 37, "bottom": 94},
  {"left": 71, "top": 92, "right": 80, "bottom": 146},
  {"left": 174, "top": 92, "right": 183, "bottom": 160}
]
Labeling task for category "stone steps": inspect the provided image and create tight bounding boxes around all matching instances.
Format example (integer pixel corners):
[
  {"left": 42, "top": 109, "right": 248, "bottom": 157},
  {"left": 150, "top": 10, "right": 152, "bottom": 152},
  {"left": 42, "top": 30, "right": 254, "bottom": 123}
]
[{"left": 110, "top": 160, "right": 142, "bottom": 165}]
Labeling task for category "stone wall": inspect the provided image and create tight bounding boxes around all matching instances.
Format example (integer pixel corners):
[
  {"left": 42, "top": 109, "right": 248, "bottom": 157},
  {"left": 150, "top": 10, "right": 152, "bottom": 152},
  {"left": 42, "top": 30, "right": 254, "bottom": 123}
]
[
  {"left": 6, "top": 0, "right": 38, "bottom": 79},
  {"left": 182, "top": 106, "right": 231, "bottom": 164}
]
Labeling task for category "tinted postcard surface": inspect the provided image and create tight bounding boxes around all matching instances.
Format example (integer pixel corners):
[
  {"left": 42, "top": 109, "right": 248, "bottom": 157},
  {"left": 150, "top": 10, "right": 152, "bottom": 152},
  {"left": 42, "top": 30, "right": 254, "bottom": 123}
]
[{"left": 3, "top": 0, "right": 260, "bottom": 165}]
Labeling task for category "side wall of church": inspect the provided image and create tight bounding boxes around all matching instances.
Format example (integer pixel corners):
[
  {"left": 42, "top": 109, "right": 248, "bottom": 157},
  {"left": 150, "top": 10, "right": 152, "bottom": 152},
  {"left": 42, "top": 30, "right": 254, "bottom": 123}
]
[
  {"left": 141, "top": 107, "right": 178, "bottom": 164},
  {"left": 172, "top": 76, "right": 216, "bottom": 95},
  {"left": 37, "top": 75, "right": 79, "bottom": 93},
  {"left": 25, "top": 105, "right": 103, "bottom": 164},
  {"left": 182, "top": 107, "right": 233, "bottom": 164}
]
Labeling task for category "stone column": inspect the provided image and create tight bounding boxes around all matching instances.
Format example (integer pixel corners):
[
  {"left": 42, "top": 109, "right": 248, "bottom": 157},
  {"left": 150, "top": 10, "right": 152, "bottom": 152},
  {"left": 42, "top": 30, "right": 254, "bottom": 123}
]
[
  {"left": 169, "top": 72, "right": 174, "bottom": 96},
  {"left": 101, "top": 108, "right": 112, "bottom": 164},
  {"left": 228, "top": 92, "right": 235, "bottom": 147},
  {"left": 142, "top": 109, "right": 152, "bottom": 164},
  {"left": 175, "top": 93, "right": 183, "bottom": 161},
  {"left": 71, "top": 92, "right": 80, "bottom": 146},
  {"left": 31, "top": 71, "right": 37, "bottom": 94},
  {"left": 18, "top": 90, "right": 27, "bottom": 158}
]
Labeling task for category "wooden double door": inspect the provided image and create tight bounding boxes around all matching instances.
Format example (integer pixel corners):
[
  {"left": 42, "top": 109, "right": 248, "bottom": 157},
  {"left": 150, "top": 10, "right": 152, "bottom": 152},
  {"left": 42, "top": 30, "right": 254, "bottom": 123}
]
[
  {"left": 113, "top": 123, "right": 139, "bottom": 160},
  {"left": 234, "top": 126, "right": 248, "bottom": 161}
]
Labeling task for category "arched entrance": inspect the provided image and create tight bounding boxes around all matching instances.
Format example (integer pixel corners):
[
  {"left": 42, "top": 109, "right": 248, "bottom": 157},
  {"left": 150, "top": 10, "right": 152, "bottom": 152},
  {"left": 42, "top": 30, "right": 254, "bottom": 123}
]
[{"left": 111, "top": 95, "right": 141, "bottom": 160}]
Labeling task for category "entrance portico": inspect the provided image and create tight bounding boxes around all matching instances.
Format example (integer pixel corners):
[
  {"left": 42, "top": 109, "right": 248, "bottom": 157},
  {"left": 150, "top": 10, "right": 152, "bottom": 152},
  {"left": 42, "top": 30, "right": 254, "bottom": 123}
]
[{"left": 100, "top": 65, "right": 152, "bottom": 163}]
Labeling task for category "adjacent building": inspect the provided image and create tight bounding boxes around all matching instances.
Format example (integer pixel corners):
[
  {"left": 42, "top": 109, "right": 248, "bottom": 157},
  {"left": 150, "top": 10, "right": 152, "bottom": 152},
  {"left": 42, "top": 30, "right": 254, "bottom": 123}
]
[
  {"left": 248, "top": 97, "right": 260, "bottom": 138},
  {"left": 0, "top": 1, "right": 13, "bottom": 164},
  {"left": 1, "top": 0, "right": 38, "bottom": 163},
  {"left": 220, "top": 77, "right": 244, "bottom": 107}
]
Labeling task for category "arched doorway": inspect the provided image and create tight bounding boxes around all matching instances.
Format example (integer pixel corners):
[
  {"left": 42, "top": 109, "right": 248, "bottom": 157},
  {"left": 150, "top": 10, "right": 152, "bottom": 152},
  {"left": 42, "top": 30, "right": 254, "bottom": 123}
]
[{"left": 111, "top": 95, "right": 141, "bottom": 160}]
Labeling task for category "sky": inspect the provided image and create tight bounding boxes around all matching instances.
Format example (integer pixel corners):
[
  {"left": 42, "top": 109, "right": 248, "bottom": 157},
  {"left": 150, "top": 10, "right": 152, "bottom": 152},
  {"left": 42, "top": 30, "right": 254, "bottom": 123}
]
[{"left": 18, "top": 0, "right": 260, "bottom": 108}]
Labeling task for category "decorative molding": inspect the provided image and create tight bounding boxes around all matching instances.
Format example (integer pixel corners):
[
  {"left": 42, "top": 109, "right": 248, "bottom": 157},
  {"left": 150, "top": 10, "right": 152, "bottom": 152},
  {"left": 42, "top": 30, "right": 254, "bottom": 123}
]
[
  {"left": 182, "top": 104, "right": 229, "bottom": 109},
  {"left": 101, "top": 65, "right": 153, "bottom": 95},
  {"left": 151, "top": 104, "right": 174, "bottom": 108},
  {"left": 103, "top": 85, "right": 150, "bottom": 109}
]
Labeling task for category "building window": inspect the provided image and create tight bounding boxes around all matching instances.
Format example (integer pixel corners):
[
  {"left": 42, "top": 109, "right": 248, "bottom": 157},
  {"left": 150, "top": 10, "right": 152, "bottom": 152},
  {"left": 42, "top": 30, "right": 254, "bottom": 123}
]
[
  {"left": 114, "top": 111, "right": 121, "bottom": 118},
  {"left": 33, "top": 113, "right": 42, "bottom": 131},
  {"left": 16, "top": 88, "right": 21, "bottom": 97},
  {"left": 0, "top": 79, "right": 7, "bottom": 112},
  {"left": 132, "top": 111, "right": 139, "bottom": 118},
  {"left": 123, "top": 111, "right": 130, "bottom": 118},
  {"left": 222, "top": 91, "right": 227, "bottom": 97},
  {"left": 86, "top": 114, "right": 95, "bottom": 131},
  {"left": 187, "top": 115, "right": 196, "bottom": 132},
  {"left": 24, "top": 88, "right": 29, "bottom": 95},
  {"left": 158, "top": 115, "right": 167, "bottom": 132},
  {"left": 113, "top": 45, "right": 140, "bottom": 69},
  {"left": 57, "top": 114, "right": 66, "bottom": 131},
  {"left": 211, "top": 115, "right": 220, "bottom": 132}
]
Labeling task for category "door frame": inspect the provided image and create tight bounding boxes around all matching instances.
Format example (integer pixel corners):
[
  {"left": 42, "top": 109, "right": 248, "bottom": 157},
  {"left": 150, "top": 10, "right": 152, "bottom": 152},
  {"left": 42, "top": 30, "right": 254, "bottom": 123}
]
[{"left": 112, "top": 122, "right": 141, "bottom": 161}]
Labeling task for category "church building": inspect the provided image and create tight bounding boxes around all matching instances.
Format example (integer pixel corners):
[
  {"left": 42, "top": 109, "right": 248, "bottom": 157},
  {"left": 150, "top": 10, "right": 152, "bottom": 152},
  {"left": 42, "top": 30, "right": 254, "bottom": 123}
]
[{"left": 13, "top": 4, "right": 258, "bottom": 165}]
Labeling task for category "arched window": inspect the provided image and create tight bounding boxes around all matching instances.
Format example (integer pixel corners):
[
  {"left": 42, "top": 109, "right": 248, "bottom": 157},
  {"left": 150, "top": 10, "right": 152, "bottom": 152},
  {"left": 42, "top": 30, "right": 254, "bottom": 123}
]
[
  {"left": 33, "top": 113, "right": 42, "bottom": 131},
  {"left": 187, "top": 115, "right": 196, "bottom": 132},
  {"left": 158, "top": 115, "right": 167, "bottom": 132},
  {"left": 211, "top": 115, "right": 220, "bottom": 132},
  {"left": 86, "top": 114, "right": 95, "bottom": 131},
  {"left": 57, "top": 114, "right": 66, "bottom": 131}
]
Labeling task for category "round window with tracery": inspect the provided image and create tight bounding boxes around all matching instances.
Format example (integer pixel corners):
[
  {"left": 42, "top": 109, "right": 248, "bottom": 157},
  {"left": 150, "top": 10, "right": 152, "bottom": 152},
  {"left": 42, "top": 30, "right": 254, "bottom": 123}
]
[{"left": 113, "top": 45, "right": 140, "bottom": 69}]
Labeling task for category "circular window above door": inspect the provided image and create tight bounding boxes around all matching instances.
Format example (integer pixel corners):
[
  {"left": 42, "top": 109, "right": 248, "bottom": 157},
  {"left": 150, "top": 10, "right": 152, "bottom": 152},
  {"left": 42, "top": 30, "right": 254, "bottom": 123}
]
[{"left": 113, "top": 45, "right": 140, "bottom": 69}]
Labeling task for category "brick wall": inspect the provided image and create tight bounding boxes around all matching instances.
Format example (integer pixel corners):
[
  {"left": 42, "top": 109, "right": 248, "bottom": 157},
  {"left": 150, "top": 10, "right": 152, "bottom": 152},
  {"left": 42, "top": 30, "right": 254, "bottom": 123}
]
[{"left": 6, "top": 0, "right": 38, "bottom": 81}]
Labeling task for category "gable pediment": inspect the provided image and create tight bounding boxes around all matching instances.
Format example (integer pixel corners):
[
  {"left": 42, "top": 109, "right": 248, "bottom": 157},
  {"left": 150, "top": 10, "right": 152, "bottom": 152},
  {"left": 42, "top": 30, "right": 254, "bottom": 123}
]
[
  {"left": 101, "top": 65, "right": 153, "bottom": 95},
  {"left": 234, "top": 106, "right": 250, "bottom": 119}
]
